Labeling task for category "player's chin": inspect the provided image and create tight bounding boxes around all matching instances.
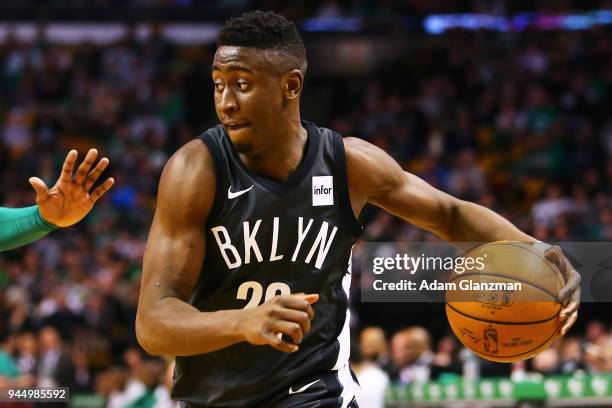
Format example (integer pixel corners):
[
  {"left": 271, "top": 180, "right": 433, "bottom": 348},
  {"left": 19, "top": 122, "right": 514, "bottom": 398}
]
[
  {"left": 233, "top": 141, "right": 253, "bottom": 154},
  {"left": 227, "top": 127, "right": 254, "bottom": 153}
]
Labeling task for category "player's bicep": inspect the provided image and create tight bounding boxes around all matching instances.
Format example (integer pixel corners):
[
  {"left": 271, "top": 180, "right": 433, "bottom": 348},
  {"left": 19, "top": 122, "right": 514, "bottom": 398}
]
[
  {"left": 345, "top": 137, "right": 456, "bottom": 237},
  {"left": 370, "top": 172, "right": 456, "bottom": 236},
  {"left": 140, "top": 140, "right": 215, "bottom": 306},
  {"left": 141, "top": 214, "right": 206, "bottom": 302}
]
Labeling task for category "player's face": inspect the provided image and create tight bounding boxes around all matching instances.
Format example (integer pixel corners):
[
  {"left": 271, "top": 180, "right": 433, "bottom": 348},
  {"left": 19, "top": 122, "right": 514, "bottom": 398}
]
[{"left": 212, "top": 46, "right": 285, "bottom": 153}]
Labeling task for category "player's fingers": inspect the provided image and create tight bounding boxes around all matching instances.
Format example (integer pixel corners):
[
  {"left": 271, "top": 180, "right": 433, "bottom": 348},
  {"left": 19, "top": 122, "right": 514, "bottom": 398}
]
[
  {"left": 84, "top": 157, "right": 109, "bottom": 191},
  {"left": 59, "top": 150, "right": 78, "bottom": 182},
  {"left": 28, "top": 177, "right": 49, "bottom": 203},
  {"left": 303, "top": 295, "right": 318, "bottom": 319},
  {"left": 263, "top": 332, "right": 298, "bottom": 353},
  {"left": 558, "top": 272, "right": 581, "bottom": 304},
  {"left": 544, "top": 245, "right": 562, "bottom": 265},
  {"left": 304, "top": 294, "right": 319, "bottom": 304},
  {"left": 545, "top": 245, "right": 575, "bottom": 281},
  {"left": 571, "top": 285, "right": 581, "bottom": 304},
  {"left": 305, "top": 303, "right": 315, "bottom": 320},
  {"left": 91, "top": 178, "right": 115, "bottom": 203},
  {"left": 278, "top": 295, "right": 311, "bottom": 311},
  {"left": 75, "top": 149, "right": 98, "bottom": 184},
  {"left": 276, "top": 309, "right": 311, "bottom": 335},
  {"left": 560, "top": 301, "right": 579, "bottom": 321},
  {"left": 278, "top": 293, "right": 319, "bottom": 308},
  {"left": 560, "top": 311, "right": 578, "bottom": 337},
  {"left": 273, "top": 321, "right": 304, "bottom": 345}
]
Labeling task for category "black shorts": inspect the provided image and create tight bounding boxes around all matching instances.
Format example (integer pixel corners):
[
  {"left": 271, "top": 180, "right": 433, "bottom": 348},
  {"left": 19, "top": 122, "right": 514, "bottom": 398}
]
[
  {"left": 272, "top": 369, "right": 359, "bottom": 408},
  {"left": 177, "top": 369, "right": 359, "bottom": 408}
]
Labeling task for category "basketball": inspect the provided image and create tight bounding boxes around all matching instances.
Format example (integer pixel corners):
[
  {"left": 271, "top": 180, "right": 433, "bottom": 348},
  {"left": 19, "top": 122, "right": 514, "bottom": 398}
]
[{"left": 445, "top": 241, "right": 565, "bottom": 363}]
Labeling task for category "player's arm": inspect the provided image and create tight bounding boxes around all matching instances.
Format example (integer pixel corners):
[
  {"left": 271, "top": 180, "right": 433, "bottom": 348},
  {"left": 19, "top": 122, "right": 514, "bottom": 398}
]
[
  {"left": 0, "top": 206, "right": 57, "bottom": 251},
  {"left": 0, "top": 149, "right": 113, "bottom": 252},
  {"left": 344, "top": 137, "right": 579, "bottom": 335},
  {"left": 136, "top": 140, "right": 317, "bottom": 356}
]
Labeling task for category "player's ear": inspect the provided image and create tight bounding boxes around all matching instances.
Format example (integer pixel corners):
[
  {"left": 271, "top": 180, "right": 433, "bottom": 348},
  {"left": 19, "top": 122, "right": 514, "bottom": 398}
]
[{"left": 283, "top": 69, "right": 303, "bottom": 100}]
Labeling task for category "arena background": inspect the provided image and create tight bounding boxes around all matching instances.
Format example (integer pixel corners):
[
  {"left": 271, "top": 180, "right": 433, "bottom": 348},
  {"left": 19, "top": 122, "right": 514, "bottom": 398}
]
[{"left": 0, "top": 1, "right": 611, "bottom": 407}]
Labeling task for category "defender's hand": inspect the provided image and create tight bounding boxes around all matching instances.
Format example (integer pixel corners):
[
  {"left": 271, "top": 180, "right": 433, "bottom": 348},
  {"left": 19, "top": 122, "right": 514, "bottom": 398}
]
[
  {"left": 240, "top": 293, "right": 318, "bottom": 353},
  {"left": 545, "top": 245, "right": 581, "bottom": 337},
  {"left": 29, "top": 149, "right": 115, "bottom": 227}
]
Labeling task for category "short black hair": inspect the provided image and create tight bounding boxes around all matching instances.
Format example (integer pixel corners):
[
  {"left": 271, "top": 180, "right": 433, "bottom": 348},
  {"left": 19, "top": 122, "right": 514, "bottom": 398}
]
[{"left": 218, "top": 10, "right": 307, "bottom": 72}]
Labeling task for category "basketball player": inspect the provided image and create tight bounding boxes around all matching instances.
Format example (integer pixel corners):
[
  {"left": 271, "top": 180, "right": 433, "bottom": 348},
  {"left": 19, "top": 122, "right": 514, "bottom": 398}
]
[
  {"left": 136, "top": 11, "right": 580, "bottom": 408},
  {"left": 0, "top": 149, "right": 114, "bottom": 251}
]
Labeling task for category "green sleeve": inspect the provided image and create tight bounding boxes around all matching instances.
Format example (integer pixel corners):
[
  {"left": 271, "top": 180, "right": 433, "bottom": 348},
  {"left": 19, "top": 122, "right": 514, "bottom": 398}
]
[{"left": 0, "top": 206, "right": 58, "bottom": 252}]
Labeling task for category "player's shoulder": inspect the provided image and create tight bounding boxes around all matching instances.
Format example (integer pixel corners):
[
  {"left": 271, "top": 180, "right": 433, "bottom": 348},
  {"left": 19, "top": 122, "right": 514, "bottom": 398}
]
[
  {"left": 320, "top": 128, "right": 391, "bottom": 177},
  {"left": 156, "top": 136, "right": 216, "bottom": 218},
  {"left": 151, "top": 138, "right": 215, "bottom": 223},
  {"left": 168, "top": 139, "right": 213, "bottom": 173},
  {"left": 341, "top": 136, "right": 404, "bottom": 197},
  {"left": 160, "top": 134, "right": 216, "bottom": 192},
  {"left": 342, "top": 135, "right": 375, "bottom": 155},
  {"left": 341, "top": 136, "right": 390, "bottom": 169}
]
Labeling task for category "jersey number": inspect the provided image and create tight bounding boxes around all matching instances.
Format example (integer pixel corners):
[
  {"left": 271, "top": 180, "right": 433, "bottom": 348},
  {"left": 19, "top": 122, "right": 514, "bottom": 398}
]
[{"left": 236, "top": 281, "right": 291, "bottom": 309}]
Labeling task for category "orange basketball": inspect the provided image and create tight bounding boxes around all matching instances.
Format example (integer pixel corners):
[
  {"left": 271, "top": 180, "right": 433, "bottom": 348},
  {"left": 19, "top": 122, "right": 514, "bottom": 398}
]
[{"left": 445, "top": 241, "right": 565, "bottom": 363}]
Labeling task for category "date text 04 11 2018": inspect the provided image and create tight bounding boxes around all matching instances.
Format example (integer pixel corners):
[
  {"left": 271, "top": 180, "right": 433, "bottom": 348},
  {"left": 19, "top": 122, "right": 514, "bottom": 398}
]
[{"left": 0, "top": 387, "right": 69, "bottom": 402}]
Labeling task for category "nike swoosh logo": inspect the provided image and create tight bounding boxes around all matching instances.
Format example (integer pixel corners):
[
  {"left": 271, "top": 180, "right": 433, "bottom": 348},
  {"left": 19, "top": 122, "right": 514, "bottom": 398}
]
[
  {"left": 227, "top": 185, "right": 253, "bottom": 199},
  {"left": 288, "top": 379, "right": 320, "bottom": 395}
]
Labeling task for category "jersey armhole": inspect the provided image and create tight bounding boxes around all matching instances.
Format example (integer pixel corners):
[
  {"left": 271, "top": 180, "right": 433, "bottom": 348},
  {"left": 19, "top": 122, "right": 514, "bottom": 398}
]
[
  {"left": 200, "top": 132, "right": 225, "bottom": 225},
  {"left": 332, "top": 132, "right": 363, "bottom": 237}
]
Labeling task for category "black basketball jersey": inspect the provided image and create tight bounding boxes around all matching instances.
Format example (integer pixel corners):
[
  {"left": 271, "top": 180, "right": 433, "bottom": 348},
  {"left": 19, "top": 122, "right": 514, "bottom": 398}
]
[{"left": 172, "top": 121, "right": 362, "bottom": 408}]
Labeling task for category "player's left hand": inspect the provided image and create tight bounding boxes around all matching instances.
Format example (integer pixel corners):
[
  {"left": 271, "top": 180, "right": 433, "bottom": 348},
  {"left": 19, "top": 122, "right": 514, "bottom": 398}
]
[
  {"left": 544, "top": 245, "right": 581, "bottom": 337},
  {"left": 29, "top": 149, "right": 115, "bottom": 227}
]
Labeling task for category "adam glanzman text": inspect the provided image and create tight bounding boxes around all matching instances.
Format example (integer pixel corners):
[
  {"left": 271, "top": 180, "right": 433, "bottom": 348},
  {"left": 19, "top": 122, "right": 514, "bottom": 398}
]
[{"left": 370, "top": 253, "right": 522, "bottom": 292}]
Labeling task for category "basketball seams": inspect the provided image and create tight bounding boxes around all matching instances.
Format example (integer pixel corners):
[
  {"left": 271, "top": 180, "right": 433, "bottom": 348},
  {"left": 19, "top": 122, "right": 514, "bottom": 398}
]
[{"left": 446, "top": 302, "right": 559, "bottom": 325}]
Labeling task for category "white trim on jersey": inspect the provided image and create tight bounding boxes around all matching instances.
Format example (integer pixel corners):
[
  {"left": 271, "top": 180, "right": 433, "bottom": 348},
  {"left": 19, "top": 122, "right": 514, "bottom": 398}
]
[
  {"left": 333, "top": 285, "right": 352, "bottom": 370},
  {"left": 333, "top": 248, "right": 360, "bottom": 407},
  {"left": 338, "top": 362, "right": 359, "bottom": 408}
]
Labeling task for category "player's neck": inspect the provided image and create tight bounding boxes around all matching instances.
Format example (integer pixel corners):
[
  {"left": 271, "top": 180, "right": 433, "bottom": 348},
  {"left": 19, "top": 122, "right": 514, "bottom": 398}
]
[{"left": 240, "top": 117, "right": 308, "bottom": 182}]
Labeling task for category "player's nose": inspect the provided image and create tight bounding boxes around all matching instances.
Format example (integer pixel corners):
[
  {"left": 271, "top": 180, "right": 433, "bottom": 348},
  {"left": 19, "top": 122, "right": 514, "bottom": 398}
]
[{"left": 219, "top": 88, "right": 238, "bottom": 113}]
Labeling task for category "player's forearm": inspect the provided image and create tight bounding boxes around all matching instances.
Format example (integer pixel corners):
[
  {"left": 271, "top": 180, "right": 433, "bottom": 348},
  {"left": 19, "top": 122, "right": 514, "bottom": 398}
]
[
  {"left": 448, "top": 200, "right": 534, "bottom": 243},
  {"left": 0, "top": 206, "right": 57, "bottom": 252},
  {"left": 136, "top": 297, "right": 246, "bottom": 356}
]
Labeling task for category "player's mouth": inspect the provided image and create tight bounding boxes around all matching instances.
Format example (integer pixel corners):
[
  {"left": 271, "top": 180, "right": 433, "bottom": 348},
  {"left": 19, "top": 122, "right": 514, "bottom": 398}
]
[{"left": 223, "top": 122, "right": 251, "bottom": 132}]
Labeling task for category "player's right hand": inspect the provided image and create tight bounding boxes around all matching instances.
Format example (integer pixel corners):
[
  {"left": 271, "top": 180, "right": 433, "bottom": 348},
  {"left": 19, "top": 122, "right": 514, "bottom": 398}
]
[{"left": 240, "top": 293, "right": 319, "bottom": 353}]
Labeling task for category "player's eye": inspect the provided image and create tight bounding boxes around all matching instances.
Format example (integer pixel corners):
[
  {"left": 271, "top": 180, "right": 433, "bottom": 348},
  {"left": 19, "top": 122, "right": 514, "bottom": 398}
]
[
  {"left": 236, "top": 80, "right": 250, "bottom": 91},
  {"left": 214, "top": 82, "right": 224, "bottom": 92}
]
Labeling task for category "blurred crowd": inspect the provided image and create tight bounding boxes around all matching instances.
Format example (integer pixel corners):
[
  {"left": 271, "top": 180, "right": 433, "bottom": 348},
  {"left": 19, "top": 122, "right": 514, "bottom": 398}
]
[
  {"left": 352, "top": 320, "right": 612, "bottom": 407},
  {"left": 0, "top": 326, "right": 174, "bottom": 407},
  {"left": 0, "top": 11, "right": 610, "bottom": 407},
  {"left": 2, "top": 320, "right": 610, "bottom": 407}
]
